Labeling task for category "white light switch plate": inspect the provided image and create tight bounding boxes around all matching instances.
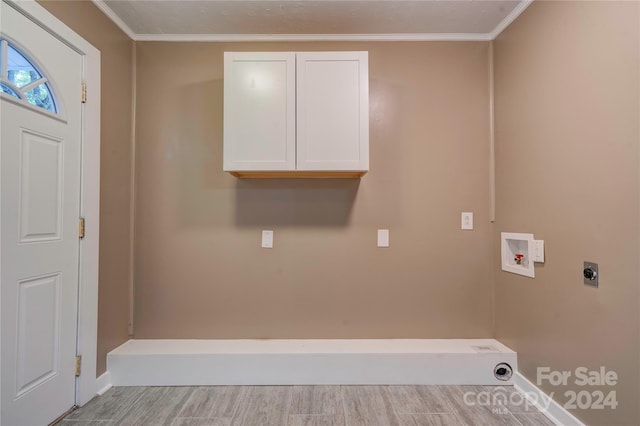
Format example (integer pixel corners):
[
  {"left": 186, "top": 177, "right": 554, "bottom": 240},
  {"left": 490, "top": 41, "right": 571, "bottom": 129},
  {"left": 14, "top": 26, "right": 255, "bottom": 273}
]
[
  {"left": 461, "top": 212, "right": 473, "bottom": 230},
  {"left": 533, "top": 240, "right": 544, "bottom": 262},
  {"left": 377, "top": 229, "right": 389, "bottom": 247},
  {"left": 262, "top": 230, "right": 273, "bottom": 248}
]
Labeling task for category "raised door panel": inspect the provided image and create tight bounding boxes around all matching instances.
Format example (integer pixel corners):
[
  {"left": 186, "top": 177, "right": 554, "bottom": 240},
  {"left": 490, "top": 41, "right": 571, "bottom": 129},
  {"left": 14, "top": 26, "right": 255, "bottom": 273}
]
[
  {"left": 296, "top": 52, "right": 369, "bottom": 171},
  {"left": 223, "top": 52, "right": 296, "bottom": 171},
  {"left": 15, "top": 273, "right": 61, "bottom": 397},
  {"left": 19, "top": 130, "right": 63, "bottom": 243}
]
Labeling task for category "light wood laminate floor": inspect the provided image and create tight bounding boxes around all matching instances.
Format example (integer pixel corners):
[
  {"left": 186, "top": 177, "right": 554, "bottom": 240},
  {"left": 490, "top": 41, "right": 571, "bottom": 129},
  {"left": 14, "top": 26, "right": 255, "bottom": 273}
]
[{"left": 60, "top": 385, "right": 555, "bottom": 426}]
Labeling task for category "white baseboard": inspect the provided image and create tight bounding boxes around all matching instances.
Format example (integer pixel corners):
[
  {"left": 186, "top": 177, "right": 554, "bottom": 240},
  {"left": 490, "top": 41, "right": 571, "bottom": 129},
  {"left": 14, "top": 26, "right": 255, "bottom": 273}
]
[
  {"left": 95, "top": 371, "right": 112, "bottom": 396},
  {"left": 107, "top": 339, "right": 517, "bottom": 387},
  {"left": 514, "top": 372, "right": 585, "bottom": 426}
]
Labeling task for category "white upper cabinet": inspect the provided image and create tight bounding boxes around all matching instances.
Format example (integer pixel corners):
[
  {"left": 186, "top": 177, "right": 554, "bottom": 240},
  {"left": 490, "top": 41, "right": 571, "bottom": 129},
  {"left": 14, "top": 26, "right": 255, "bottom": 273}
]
[
  {"left": 224, "top": 51, "right": 369, "bottom": 178},
  {"left": 296, "top": 52, "right": 369, "bottom": 172},
  {"left": 223, "top": 52, "right": 296, "bottom": 171}
]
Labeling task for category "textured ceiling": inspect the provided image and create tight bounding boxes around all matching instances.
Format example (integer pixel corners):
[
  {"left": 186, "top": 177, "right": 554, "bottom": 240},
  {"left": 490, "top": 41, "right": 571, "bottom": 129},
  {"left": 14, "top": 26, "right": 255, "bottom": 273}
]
[{"left": 100, "top": 0, "right": 524, "bottom": 36}]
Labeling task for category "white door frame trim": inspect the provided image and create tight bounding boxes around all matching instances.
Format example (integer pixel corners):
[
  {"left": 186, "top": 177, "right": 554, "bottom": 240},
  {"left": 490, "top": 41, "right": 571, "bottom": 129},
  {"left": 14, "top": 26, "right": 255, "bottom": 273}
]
[{"left": 3, "top": 0, "right": 101, "bottom": 407}]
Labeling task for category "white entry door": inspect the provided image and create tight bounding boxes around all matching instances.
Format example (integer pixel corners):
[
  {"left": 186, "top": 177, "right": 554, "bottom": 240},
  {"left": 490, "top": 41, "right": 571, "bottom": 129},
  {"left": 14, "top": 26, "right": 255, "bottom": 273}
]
[{"left": 1, "top": 1, "right": 84, "bottom": 425}]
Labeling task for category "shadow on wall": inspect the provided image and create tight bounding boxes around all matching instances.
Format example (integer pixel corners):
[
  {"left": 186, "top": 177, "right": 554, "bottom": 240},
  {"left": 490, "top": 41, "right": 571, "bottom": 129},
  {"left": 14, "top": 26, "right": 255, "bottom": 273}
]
[
  {"left": 174, "top": 78, "right": 360, "bottom": 228},
  {"left": 234, "top": 179, "right": 360, "bottom": 227}
]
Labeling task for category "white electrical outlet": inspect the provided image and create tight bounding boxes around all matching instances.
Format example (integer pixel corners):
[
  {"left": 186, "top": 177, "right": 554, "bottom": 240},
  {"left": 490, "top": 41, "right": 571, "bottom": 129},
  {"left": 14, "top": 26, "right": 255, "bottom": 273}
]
[
  {"left": 377, "top": 229, "right": 389, "bottom": 247},
  {"left": 261, "top": 230, "right": 273, "bottom": 248},
  {"left": 461, "top": 212, "right": 473, "bottom": 230}
]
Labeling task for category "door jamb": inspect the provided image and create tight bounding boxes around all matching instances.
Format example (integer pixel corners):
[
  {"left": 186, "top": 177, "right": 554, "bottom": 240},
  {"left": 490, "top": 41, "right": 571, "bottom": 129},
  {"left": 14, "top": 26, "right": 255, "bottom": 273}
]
[{"left": 3, "top": 0, "right": 101, "bottom": 406}]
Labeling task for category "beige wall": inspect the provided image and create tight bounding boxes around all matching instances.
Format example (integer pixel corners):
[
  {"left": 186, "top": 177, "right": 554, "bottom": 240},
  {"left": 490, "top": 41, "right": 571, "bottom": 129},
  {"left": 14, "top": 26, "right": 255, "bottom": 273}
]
[
  {"left": 133, "top": 42, "right": 494, "bottom": 339},
  {"left": 38, "top": 0, "right": 134, "bottom": 376},
  {"left": 493, "top": 2, "right": 639, "bottom": 425}
]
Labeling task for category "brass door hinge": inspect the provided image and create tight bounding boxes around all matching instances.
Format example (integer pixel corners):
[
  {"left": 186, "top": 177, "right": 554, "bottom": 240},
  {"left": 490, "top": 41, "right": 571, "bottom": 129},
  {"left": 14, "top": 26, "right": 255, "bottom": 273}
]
[
  {"left": 81, "top": 82, "right": 87, "bottom": 103},
  {"left": 75, "top": 355, "right": 82, "bottom": 377},
  {"left": 79, "top": 217, "right": 85, "bottom": 239}
]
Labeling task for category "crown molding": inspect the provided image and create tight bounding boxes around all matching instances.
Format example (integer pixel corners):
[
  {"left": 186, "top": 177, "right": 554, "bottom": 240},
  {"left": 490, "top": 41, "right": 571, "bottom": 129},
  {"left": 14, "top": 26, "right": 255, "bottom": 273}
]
[
  {"left": 92, "top": 0, "right": 533, "bottom": 42},
  {"left": 91, "top": 0, "right": 137, "bottom": 40},
  {"left": 134, "top": 33, "right": 494, "bottom": 42},
  {"left": 489, "top": 0, "right": 534, "bottom": 39}
]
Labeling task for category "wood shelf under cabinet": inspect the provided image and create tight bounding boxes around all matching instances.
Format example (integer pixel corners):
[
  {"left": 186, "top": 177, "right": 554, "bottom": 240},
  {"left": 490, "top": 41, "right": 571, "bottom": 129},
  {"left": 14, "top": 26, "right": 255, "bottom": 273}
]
[{"left": 229, "top": 171, "right": 367, "bottom": 179}]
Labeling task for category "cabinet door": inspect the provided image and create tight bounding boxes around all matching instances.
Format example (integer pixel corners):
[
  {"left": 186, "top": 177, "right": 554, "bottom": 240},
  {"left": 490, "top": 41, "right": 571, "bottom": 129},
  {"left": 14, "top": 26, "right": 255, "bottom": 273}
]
[
  {"left": 296, "top": 51, "right": 369, "bottom": 171},
  {"left": 224, "top": 52, "right": 296, "bottom": 171}
]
